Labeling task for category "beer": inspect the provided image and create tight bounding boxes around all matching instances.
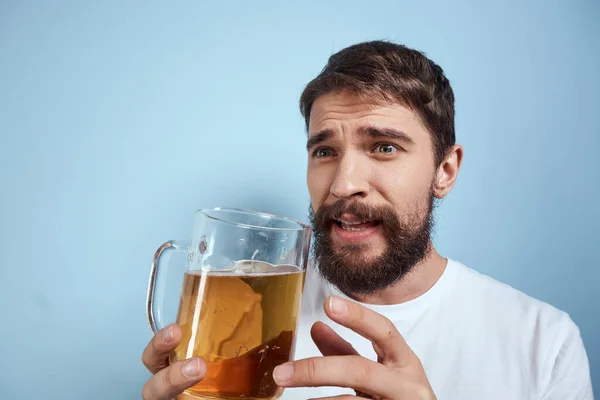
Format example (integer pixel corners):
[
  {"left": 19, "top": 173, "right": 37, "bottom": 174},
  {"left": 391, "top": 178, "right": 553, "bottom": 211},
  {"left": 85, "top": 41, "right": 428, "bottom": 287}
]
[{"left": 172, "top": 264, "right": 306, "bottom": 400}]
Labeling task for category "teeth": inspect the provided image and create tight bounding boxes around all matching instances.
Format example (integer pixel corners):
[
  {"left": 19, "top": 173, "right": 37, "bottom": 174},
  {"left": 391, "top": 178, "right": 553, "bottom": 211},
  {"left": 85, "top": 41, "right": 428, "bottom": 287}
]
[
  {"left": 342, "top": 225, "right": 367, "bottom": 231},
  {"left": 334, "top": 219, "right": 375, "bottom": 231},
  {"left": 336, "top": 219, "right": 370, "bottom": 225}
]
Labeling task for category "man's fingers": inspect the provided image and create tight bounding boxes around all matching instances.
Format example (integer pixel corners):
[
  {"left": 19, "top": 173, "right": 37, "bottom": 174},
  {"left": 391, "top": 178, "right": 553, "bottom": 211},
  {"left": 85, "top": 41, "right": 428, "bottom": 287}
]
[
  {"left": 273, "top": 355, "right": 397, "bottom": 399},
  {"left": 141, "top": 325, "right": 207, "bottom": 400},
  {"left": 142, "top": 324, "right": 182, "bottom": 374},
  {"left": 310, "top": 321, "right": 360, "bottom": 357},
  {"left": 324, "top": 296, "right": 415, "bottom": 364},
  {"left": 141, "top": 357, "right": 206, "bottom": 400}
]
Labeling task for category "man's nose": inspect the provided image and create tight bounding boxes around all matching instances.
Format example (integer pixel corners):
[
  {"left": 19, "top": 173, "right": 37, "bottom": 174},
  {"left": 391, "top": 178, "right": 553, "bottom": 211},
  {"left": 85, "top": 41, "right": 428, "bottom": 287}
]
[{"left": 330, "top": 153, "right": 369, "bottom": 200}]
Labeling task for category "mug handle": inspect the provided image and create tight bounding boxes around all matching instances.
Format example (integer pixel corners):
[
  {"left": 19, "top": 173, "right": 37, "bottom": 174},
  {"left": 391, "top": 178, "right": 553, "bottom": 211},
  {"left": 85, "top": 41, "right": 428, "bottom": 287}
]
[{"left": 146, "top": 240, "right": 189, "bottom": 333}]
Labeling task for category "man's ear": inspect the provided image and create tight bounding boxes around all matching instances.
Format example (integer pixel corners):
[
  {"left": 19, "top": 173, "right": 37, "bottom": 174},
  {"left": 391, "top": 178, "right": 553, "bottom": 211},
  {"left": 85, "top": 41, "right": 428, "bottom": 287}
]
[{"left": 432, "top": 145, "right": 463, "bottom": 199}]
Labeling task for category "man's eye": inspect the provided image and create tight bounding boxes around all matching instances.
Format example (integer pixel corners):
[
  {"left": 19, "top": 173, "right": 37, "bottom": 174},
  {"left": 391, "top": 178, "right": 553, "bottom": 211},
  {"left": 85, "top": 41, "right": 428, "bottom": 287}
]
[
  {"left": 313, "top": 148, "right": 334, "bottom": 158},
  {"left": 375, "top": 144, "right": 398, "bottom": 154}
]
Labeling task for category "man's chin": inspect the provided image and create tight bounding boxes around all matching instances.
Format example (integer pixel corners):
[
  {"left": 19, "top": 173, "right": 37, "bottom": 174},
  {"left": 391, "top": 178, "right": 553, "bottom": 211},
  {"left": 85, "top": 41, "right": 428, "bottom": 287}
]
[{"left": 333, "top": 246, "right": 385, "bottom": 267}]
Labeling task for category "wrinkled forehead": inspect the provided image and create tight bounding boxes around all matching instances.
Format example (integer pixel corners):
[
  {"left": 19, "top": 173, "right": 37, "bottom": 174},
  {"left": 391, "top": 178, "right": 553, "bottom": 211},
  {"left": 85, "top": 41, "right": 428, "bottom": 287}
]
[{"left": 308, "top": 92, "right": 430, "bottom": 143}]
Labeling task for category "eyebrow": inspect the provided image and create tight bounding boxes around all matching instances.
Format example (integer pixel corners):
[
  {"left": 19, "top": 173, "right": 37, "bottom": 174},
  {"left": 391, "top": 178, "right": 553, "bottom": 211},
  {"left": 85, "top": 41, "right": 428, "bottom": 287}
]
[
  {"left": 358, "top": 126, "right": 415, "bottom": 145},
  {"left": 306, "top": 129, "right": 333, "bottom": 150},
  {"left": 306, "top": 126, "right": 414, "bottom": 150}
]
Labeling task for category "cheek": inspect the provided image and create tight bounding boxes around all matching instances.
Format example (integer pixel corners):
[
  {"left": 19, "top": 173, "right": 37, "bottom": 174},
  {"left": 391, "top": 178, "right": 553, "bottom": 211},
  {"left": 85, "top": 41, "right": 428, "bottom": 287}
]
[{"left": 372, "top": 162, "right": 433, "bottom": 210}]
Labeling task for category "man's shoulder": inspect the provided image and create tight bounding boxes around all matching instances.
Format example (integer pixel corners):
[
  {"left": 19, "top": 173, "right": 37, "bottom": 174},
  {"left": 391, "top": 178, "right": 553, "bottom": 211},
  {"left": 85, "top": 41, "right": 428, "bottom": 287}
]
[
  {"left": 449, "top": 258, "right": 581, "bottom": 347},
  {"left": 450, "top": 259, "right": 593, "bottom": 398},
  {"left": 451, "top": 259, "right": 564, "bottom": 314}
]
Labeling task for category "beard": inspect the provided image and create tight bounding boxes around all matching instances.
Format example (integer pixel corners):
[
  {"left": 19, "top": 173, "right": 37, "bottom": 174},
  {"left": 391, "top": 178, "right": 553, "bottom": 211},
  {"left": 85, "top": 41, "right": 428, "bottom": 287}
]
[{"left": 308, "top": 192, "right": 435, "bottom": 297}]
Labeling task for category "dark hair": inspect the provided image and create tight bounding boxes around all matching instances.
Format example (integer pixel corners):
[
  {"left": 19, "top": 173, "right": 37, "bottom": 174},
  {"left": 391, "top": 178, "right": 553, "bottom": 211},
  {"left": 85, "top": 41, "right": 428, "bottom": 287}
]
[{"left": 299, "top": 40, "right": 455, "bottom": 166}]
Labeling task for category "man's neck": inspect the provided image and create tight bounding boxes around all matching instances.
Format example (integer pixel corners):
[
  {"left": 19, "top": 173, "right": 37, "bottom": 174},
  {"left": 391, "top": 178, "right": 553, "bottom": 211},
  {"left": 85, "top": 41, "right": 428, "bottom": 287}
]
[{"left": 349, "top": 246, "right": 448, "bottom": 305}]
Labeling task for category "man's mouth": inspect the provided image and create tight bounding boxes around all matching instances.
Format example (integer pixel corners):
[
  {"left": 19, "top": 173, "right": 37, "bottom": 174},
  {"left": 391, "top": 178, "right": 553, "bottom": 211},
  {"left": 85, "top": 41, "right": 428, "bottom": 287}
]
[{"left": 334, "top": 218, "right": 381, "bottom": 231}]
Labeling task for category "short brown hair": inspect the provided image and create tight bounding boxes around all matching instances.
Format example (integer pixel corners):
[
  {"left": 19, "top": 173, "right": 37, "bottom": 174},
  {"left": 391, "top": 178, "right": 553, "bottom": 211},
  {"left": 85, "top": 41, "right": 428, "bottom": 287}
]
[{"left": 299, "top": 40, "right": 455, "bottom": 166}]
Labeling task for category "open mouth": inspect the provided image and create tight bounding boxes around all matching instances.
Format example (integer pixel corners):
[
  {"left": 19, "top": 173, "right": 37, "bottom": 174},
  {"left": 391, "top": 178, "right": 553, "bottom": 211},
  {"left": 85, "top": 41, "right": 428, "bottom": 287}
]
[{"left": 334, "top": 219, "right": 381, "bottom": 231}]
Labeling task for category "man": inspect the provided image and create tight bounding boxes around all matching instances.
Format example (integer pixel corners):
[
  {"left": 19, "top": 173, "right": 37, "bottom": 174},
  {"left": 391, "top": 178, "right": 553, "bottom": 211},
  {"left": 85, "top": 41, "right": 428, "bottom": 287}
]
[{"left": 141, "top": 40, "right": 594, "bottom": 399}]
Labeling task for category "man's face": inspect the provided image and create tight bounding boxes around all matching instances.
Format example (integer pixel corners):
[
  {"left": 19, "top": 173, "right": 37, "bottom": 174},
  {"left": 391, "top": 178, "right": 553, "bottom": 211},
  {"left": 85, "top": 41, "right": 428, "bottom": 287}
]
[{"left": 306, "top": 91, "right": 440, "bottom": 295}]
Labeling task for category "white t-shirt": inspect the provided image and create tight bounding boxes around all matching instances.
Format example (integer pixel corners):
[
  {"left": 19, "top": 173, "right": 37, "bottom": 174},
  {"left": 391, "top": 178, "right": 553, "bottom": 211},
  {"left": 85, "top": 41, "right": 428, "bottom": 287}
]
[{"left": 281, "top": 258, "right": 594, "bottom": 399}]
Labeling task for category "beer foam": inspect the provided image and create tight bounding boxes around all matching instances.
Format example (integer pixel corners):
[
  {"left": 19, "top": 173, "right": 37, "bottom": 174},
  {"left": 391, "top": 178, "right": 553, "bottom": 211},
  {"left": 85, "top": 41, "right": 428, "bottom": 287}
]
[{"left": 187, "top": 260, "right": 302, "bottom": 276}]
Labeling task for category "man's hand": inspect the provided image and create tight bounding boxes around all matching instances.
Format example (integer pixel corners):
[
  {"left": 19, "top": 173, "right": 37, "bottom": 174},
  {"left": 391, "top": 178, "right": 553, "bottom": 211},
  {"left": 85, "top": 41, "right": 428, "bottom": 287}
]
[
  {"left": 272, "top": 296, "right": 436, "bottom": 400},
  {"left": 141, "top": 324, "right": 206, "bottom": 400}
]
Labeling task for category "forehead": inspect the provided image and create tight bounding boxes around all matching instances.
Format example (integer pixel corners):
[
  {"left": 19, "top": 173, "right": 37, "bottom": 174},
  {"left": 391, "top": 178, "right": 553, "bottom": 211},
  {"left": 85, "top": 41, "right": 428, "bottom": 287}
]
[{"left": 308, "top": 92, "right": 430, "bottom": 142}]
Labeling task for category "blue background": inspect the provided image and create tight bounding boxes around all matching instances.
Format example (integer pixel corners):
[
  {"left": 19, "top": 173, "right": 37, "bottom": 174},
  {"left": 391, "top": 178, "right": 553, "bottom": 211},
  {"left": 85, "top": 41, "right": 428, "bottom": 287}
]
[{"left": 1, "top": 1, "right": 598, "bottom": 398}]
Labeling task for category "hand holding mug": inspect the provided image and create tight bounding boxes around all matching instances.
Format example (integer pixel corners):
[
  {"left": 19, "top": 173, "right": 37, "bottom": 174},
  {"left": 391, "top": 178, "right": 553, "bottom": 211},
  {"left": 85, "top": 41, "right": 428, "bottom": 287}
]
[{"left": 143, "top": 208, "right": 312, "bottom": 400}]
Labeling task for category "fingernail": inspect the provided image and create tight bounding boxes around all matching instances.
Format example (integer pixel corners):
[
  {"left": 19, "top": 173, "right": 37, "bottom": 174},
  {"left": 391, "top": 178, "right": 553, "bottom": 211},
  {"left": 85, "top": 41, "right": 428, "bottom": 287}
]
[
  {"left": 329, "top": 297, "right": 347, "bottom": 315},
  {"left": 182, "top": 358, "right": 201, "bottom": 378},
  {"left": 273, "top": 363, "right": 294, "bottom": 384},
  {"left": 162, "top": 326, "right": 174, "bottom": 344}
]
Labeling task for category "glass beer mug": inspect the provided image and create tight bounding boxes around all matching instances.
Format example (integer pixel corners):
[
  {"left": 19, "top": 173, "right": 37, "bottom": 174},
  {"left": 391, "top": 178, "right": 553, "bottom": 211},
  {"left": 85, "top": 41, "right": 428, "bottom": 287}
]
[{"left": 147, "top": 208, "right": 312, "bottom": 400}]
